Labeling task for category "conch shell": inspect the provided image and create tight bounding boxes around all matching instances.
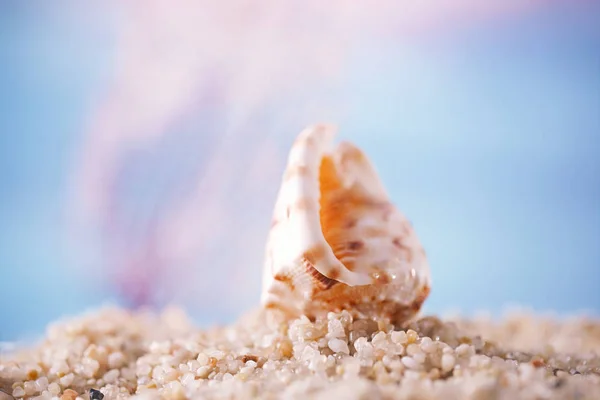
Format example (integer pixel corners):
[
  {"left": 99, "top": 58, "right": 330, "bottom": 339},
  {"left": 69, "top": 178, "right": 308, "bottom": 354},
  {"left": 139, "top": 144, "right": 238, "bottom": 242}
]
[{"left": 262, "top": 124, "right": 430, "bottom": 322}]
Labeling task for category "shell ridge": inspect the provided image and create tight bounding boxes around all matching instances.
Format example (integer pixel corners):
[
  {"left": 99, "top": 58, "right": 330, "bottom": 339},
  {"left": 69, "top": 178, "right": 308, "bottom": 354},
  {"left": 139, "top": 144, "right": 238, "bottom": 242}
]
[{"left": 334, "top": 141, "right": 390, "bottom": 201}]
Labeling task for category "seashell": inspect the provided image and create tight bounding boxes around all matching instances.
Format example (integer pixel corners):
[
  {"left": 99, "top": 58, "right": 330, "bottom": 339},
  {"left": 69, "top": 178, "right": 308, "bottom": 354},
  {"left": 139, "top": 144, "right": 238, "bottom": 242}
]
[{"left": 262, "top": 124, "right": 431, "bottom": 322}]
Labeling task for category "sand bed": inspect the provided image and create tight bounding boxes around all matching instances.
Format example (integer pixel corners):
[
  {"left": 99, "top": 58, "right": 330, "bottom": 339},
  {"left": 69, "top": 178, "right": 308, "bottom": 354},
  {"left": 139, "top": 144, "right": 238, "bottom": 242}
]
[{"left": 1, "top": 307, "right": 599, "bottom": 399}]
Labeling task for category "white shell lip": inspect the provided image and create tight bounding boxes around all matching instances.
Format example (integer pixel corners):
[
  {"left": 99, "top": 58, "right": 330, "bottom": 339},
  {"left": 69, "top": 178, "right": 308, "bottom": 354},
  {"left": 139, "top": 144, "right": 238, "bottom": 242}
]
[{"left": 262, "top": 124, "right": 431, "bottom": 321}]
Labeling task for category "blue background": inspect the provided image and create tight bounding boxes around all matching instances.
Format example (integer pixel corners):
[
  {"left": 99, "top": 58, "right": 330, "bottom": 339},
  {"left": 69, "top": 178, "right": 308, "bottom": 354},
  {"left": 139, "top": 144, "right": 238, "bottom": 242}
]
[{"left": 1, "top": 2, "right": 599, "bottom": 341}]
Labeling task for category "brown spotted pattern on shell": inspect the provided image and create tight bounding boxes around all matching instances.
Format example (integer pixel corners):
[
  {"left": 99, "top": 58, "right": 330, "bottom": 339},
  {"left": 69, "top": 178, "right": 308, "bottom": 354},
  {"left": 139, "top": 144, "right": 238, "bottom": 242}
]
[{"left": 262, "top": 124, "right": 431, "bottom": 322}]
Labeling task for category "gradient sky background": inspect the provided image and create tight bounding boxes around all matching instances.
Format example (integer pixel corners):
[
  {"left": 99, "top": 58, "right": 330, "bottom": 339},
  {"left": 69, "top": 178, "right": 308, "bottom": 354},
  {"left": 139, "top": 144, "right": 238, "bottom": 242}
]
[{"left": 1, "top": 1, "right": 599, "bottom": 342}]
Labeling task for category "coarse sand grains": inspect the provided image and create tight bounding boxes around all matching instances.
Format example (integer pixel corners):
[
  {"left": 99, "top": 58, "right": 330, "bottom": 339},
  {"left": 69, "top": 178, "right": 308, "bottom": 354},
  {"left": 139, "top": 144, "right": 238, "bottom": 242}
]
[{"left": 1, "top": 307, "right": 599, "bottom": 400}]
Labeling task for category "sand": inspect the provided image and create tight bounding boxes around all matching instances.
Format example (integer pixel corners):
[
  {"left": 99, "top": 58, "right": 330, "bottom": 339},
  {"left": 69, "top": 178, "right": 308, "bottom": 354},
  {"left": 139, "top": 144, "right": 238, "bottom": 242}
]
[{"left": 1, "top": 306, "right": 599, "bottom": 399}]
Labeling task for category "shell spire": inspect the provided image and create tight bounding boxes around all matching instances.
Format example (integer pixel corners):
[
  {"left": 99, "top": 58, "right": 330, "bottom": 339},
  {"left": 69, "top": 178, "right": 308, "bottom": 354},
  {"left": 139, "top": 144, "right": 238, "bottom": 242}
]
[{"left": 262, "top": 124, "right": 430, "bottom": 322}]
